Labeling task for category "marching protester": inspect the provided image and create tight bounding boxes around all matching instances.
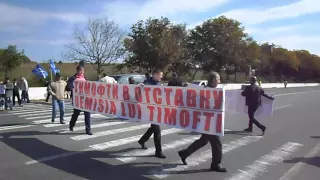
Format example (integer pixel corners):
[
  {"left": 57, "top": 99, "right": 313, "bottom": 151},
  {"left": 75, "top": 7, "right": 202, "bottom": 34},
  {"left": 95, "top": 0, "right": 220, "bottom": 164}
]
[
  {"left": 138, "top": 69, "right": 166, "bottom": 159},
  {"left": 67, "top": 65, "right": 93, "bottom": 135},
  {"left": 19, "top": 76, "right": 30, "bottom": 103},
  {"left": 128, "top": 77, "right": 135, "bottom": 84},
  {"left": 241, "top": 76, "right": 274, "bottom": 135},
  {"left": 45, "top": 80, "right": 52, "bottom": 102},
  {"left": 12, "top": 78, "right": 22, "bottom": 107},
  {"left": 178, "top": 72, "right": 227, "bottom": 172},
  {"left": 168, "top": 72, "right": 183, "bottom": 86},
  {"left": 4, "top": 77, "right": 14, "bottom": 110},
  {"left": 47, "top": 73, "right": 67, "bottom": 124},
  {"left": 0, "top": 81, "right": 5, "bottom": 110}
]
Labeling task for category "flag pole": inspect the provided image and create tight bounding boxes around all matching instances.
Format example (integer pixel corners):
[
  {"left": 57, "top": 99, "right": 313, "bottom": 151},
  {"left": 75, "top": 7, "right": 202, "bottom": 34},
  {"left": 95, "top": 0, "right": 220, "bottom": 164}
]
[{"left": 50, "top": 70, "right": 52, "bottom": 81}]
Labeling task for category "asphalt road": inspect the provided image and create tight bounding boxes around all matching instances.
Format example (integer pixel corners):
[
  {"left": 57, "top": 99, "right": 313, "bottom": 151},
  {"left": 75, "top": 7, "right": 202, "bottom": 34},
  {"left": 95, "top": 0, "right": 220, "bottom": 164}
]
[{"left": 0, "top": 86, "right": 320, "bottom": 180}]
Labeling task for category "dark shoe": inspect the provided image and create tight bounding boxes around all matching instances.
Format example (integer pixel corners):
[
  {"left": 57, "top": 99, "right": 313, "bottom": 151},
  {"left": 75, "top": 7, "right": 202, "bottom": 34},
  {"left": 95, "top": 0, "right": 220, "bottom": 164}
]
[
  {"left": 210, "top": 165, "right": 227, "bottom": 172},
  {"left": 86, "top": 132, "right": 93, "bottom": 135},
  {"left": 69, "top": 125, "right": 74, "bottom": 131},
  {"left": 60, "top": 121, "right": 66, "bottom": 124},
  {"left": 178, "top": 151, "right": 187, "bottom": 165},
  {"left": 244, "top": 128, "right": 252, "bottom": 132},
  {"left": 51, "top": 119, "right": 54, "bottom": 123},
  {"left": 138, "top": 140, "right": 147, "bottom": 149},
  {"left": 261, "top": 126, "right": 266, "bottom": 136},
  {"left": 155, "top": 152, "right": 166, "bottom": 159}
]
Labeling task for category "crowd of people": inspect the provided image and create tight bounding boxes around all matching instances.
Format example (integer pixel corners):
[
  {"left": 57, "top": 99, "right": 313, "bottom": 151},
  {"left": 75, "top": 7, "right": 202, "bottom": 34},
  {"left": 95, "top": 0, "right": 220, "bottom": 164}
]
[
  {"left": 0, "top": 76, "right": 30, "bottom": 110},
  {"left": 0, "top": 65, "right": 274, "bottom": 173}
]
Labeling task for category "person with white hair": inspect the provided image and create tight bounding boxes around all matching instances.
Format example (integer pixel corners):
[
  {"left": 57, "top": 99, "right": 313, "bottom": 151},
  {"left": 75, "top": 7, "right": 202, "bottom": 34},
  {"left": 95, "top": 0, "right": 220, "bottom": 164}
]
[{"left": 100, "top": 75, "right": 117, "bottom": 84}]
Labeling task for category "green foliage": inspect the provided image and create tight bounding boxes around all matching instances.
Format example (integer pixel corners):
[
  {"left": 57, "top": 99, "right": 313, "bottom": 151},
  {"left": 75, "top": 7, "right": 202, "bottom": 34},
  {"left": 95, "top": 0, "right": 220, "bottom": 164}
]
[{"left": 0, "top": 45, "right": 25, "bottom": 77}]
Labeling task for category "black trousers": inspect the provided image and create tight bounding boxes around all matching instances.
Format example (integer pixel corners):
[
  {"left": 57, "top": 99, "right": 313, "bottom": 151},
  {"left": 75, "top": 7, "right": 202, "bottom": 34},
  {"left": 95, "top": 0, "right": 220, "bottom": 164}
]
[
  {"left": 182, "top": 134, "right": 222, "bottom": 165},
  {"left": 12, "top": 91, "right": 21, "bottom": 106},
  {"left": 139, "top": 124, "right": 162, "bottom": 153},
  {"left": 46, "top": 93, "right": 51, "bottom": 102},
  {"left": 69, "top": 109, "right": 91, "bottom": 133},
  {"left": 248, "top": 105, "right": 265, "bottom": 130},
  {"left": 21, "top": 90, "right": 30, "bottom": 103}
]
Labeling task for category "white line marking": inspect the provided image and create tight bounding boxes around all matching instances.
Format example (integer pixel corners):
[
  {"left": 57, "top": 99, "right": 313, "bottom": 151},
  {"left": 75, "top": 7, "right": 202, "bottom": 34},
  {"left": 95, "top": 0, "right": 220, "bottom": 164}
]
[
  {"left": 25, "top": 128, "right": 184, "bottom": 165},
  {"left": 25, "top": 113, "right": 73, "bottom": 119},
  {"left": 227, "top": 142, "right": 303, "bottom": 180},
  {"left": 275, "top": 104, "right": 293, "bottom": 110},
  {"left": 89, "top": 128, "right": 184, "bottom": 151},
  {"left": 149, "top": 136, "right": 263, "bottom": 179},
  {"left": 0, "top": 124, "right": 35, "bottom": 131},
  {"left": 279, "top": 141, "right": 320, "bottom": 180},
  {"left": 42, "top": 114, "right": 109, "bottom": 128},
  {"left": 71, "top": 124, "right": 150, "bottom": 141},
  {"left": 57, "top": 121, "right": 128, "bottom": 133},
  {"left": 275, "top": 90, "right": 320, "bottom": 96},
  {"left": 117, "top": 136, "right": 200, "bottom": 163}
]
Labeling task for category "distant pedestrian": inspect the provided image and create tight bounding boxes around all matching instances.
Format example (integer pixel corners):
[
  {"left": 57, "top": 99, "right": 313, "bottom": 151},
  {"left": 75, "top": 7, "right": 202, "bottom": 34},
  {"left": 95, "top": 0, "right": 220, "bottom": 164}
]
[
  {"left": 284, "top": 81, "right": 288, "bottom": 88},
  {"left": 12, "top": 78, "right": 22, "bottom": 107},
  {"left": 67, "top": 66, "right": 92, "bottom": 135},
  {"left": 145, "top": 72, "right": 150, "bottom": 79},
  {"left": 47, "top": 73, "right": 67, "bottom": 124},
  {"left": 128, "top": 77, "right": 135, "bottom": 84},
  {"left": 241, "top": 76, "right": 274, "bottom": 135},
  {"left": 0, "top": 81, "right": 5, "bottom": 110},
  {"left": 168, "top": 72, "right": 183, "bottom": 86},
  {"left": 4, "top": 77, "right": 14, "bottom": 110},
  {"left": 45, "top": 80, "right": 52, "bottom": 102},
  {"left": 19, "top": 76, "right": 30, "bottom": 103},
  {"left": 178, "top": 72, "right": 227, "bottom": 172}
]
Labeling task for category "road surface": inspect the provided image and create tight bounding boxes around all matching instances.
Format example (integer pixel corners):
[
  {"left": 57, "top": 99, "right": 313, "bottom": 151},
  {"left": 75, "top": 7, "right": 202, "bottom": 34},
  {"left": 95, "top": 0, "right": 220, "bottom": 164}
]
[{"left": 0, "top": 86, "right": 319, "bottom": 180}]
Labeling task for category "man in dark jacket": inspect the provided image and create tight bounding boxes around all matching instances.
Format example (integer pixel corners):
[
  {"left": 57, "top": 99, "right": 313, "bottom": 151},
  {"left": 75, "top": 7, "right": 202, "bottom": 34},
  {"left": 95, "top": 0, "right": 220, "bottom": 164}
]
[
  {"left": 241, "top": 76, "right": 274, "bottom": 135},
  {"left": 168, "top": 72, "right": 183, "bottom": 86},
  {"left": 4, "top": 77, "right": 14, "bottom": 110},
  {"left": 138, "top": 69, "right": 166, "bottom": 159},
  {"left": 67, "top": 65, "right": 92, "bottom": 135},
  {"left": 12, "top": 78, "right": 22, "bottom": 107},
  {"left": 178, "top": 72, "right": 227, "bottom": 172}
]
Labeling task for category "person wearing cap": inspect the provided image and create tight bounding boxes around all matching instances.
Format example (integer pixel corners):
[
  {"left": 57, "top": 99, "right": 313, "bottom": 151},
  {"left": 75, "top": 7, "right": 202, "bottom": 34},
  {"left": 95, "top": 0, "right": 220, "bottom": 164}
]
[
  {"left": 47, "top": 73, "right": 67, "bottom": 124},
  {"left": 178, "top": 72, "right": 227, "bottom": 172},
  {"left": 241, "top": 76, "right": 274, "bottom": 135},
  {"left": 67, "top": 65, "right": 92, "bottom": 135}
]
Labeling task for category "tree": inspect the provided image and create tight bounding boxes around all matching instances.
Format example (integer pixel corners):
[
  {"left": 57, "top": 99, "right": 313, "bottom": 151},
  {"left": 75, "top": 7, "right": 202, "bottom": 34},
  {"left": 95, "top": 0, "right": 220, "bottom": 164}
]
[
  {"left": 58, "top": 60, "right": 63, "bottom": 64},
  {"left": 63, "top": 18, "right": 125, "bottom": 75},
  {"left": 124, "top": 17, "right": 189, "bottom": 74},
  {"left": 188, "top": 16, "right": 250, "bottom": 78},
  {"left": 0, "top": 45, "right": 25, "bottom": 77}
]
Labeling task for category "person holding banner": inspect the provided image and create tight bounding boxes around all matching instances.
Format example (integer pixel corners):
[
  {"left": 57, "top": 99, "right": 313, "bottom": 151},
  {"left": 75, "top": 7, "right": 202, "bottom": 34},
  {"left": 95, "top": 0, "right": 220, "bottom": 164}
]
[
  {"left": 138, "top": 69, "right": 166, "bottom": 159},
  {"left": 178, "top": 72, "right": 227, "bottom": 172},
  {"left": 67, "top": 66, "right": 92, "bottom": 135},
  {"left": 241, "top": 76, "right": 274, "bottom": 135}
]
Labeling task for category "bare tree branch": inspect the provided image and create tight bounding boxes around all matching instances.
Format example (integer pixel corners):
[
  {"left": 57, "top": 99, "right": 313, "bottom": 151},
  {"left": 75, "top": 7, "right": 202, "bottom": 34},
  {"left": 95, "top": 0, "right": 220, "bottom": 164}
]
[{"left": 63, "top": 18, "right": 125, "bottom": 75}]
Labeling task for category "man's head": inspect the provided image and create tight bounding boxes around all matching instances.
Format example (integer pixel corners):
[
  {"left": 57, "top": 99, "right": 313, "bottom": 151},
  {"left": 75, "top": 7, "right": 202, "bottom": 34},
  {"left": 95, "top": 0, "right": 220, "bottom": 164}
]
[
  {"left": 128, "top": 77, "right": 135, "bottom": 84},
  {"left": 55, "top": 73, "right": 61, "bottom": 81},
  {"left": 207, "top": 71, "right": 220, "bottom": 88},
  {"left": 20, "top": 76, "right": 23, "bottom": 80},
  {"left": 5, "top": 77, "right": 10, "bottom": 82},
  {"left": 172, "top": 72, "right": 177, "bottom": 79},
  {"left": 250, "top": 76, "right": 257, "bottom": 85},
  {"left": 152, "top": 69, "right": 163, "bottom": 82},
  {"left": 145, "top": 72, "right": 150, "bottom": 79},
  {"left": 76, "top": 66, "right": 84, "bottom": 75}
]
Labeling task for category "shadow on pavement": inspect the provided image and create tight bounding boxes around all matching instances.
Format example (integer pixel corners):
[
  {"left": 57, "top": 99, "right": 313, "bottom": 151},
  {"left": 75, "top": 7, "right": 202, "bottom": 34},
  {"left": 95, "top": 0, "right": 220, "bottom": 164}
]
[
  {"left": 283, "top": 157, "right": 320, "bottom": 168},
  {"left": 0, "top": 130, "right": 163, "bottom": 179},
  {"left": 310, "top": 136, "right": 320, "bottom": 139}
]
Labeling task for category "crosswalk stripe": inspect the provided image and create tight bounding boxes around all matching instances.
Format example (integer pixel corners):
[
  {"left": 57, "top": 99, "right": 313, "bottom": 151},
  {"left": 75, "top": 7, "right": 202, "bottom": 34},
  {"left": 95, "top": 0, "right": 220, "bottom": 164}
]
[
  {"left": 89, "top": 128, "right": 184, "bottom": 150},
  {"left": 43, "top": 115, "right": 115, "bottom": 128},
  {"left": 116, "top": 136, "right": 200, "bottom": 163},
  {"left": 25, "top": 113, "right": 74, "bottom": 119},
  {"left": 0, "top": 124, "right": 35, "bottom": 131},
  {"left": 149, "top": 136, "right": 264, "bottom": 179},
  {"left": 226, "top": 142, "right": 303, "bottom": 180},
  {"left": 57, "top": 121, "right": 128, "bottom": 133},
  {"left": 71, "top": 124, "right": 151, "bottom": 141}
]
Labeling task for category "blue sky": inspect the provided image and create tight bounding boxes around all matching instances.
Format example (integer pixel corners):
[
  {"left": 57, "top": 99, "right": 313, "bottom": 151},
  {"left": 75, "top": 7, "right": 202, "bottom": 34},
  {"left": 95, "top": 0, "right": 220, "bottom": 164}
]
[{"left": 1, "top": 0, "right": 320, "bottom": 62}]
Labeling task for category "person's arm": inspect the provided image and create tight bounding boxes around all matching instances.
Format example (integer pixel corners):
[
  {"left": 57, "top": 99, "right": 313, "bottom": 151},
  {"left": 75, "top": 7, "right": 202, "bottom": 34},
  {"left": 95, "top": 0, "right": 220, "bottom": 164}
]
[
  {"left": 24, "top": 79, "right": 29, "bottom": 91},
  {"left": 261, "top": 88, "right": 274, "bottom": 100},
  {"left": 47, "top": 82, "right": 56, "bottom": 96},
  {"left": 241, "top": 86, "right": 247, "bottom": 96}
]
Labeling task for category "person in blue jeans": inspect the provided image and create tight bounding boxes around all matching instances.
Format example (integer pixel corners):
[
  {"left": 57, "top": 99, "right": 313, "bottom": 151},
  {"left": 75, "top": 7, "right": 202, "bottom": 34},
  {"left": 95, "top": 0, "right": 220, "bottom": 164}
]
[
  {"left": 47, "top": 73, "right": 67, "bottom": 124},
  {"left": 67, "top": 66, "right": 92, "bottom": 135}
]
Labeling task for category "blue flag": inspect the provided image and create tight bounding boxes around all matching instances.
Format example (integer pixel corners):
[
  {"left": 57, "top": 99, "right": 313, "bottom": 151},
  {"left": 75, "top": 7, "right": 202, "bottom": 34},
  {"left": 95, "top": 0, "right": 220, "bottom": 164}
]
[
  {"left": 49, "top": 59, "right": 60, "bottom": 74},
  {"left": 32, "top": 64, "right": 48, "bottom": 79}
]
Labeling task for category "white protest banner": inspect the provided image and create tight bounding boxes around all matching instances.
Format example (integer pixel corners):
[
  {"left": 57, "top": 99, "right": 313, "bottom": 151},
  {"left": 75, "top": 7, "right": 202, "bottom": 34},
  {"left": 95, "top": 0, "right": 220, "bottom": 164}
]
[
  {"left": 72, "top": 81, "right": 226, "bottom": 136},
  {"left": 225, "top": 90, "right": 274, "bottom": 117}
]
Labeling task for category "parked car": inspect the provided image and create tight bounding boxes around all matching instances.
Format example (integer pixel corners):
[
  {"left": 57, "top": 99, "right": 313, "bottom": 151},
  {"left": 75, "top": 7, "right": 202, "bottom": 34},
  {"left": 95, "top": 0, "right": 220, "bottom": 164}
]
[
  {"left": 191, "top": 80, "right": 207, "bottom": 87},
  {"left": 110, "top": 74, "right": 146, "bottom": 84},
  {"left": 241, "top": 81, "right": 251, "bottom": 90}
]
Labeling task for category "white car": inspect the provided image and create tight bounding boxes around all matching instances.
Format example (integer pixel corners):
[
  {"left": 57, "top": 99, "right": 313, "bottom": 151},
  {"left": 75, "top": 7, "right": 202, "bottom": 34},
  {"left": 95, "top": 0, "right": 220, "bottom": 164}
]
[{"left": 190, "top": 80, "right": 207, "bottom": 87}]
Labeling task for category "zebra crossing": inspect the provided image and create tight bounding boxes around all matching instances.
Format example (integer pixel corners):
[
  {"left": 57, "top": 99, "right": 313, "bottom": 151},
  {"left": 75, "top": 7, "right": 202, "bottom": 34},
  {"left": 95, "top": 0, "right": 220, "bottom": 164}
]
[{"left": 1, "top": 102, "right": 305, "bottom": 180}]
